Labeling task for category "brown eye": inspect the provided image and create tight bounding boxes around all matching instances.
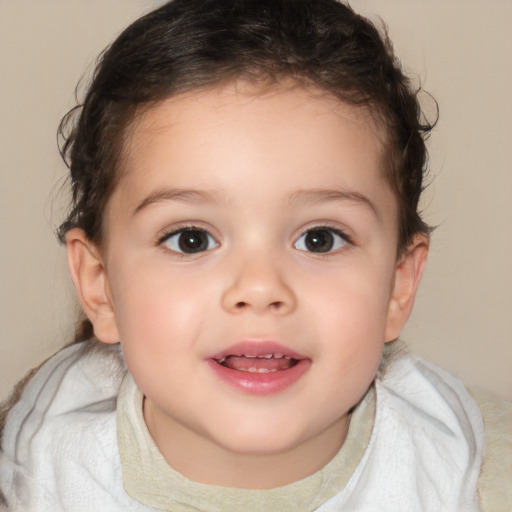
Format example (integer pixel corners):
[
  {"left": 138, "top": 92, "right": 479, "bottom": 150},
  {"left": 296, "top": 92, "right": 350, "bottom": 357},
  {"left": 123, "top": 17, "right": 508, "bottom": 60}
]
[
  {"left": 162, "top": 228, "right": 218, "bottom": 254},
  {"left": 294, "top": 228, "right": 347, "bottom": 253}
]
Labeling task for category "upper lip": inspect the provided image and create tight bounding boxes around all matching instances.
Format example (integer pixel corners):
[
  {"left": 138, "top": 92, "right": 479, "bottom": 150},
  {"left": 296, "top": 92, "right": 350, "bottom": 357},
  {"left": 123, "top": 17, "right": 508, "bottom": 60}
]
[{"left": 209, "top": 341, "right": 307, "bottom": 362}]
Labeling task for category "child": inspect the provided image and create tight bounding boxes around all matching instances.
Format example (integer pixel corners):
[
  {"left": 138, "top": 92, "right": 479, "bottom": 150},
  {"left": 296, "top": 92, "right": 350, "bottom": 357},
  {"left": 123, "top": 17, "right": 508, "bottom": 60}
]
[{"left": 0, "top": 0, "right": 510, "bottom": 510}]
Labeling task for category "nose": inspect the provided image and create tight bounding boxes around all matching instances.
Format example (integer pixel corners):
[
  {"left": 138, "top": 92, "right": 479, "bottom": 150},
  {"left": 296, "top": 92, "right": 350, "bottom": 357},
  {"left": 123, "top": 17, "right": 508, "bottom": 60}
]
[{"left": 221, "top": 253, "right": 297, "bottom": 315}]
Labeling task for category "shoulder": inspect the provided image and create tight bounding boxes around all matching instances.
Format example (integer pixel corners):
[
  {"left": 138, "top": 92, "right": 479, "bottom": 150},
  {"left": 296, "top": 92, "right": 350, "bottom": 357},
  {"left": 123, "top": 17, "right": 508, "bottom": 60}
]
[
  {"left": 0, "top": 342, "right": 127, "bottom": 510},
  {"left": 2, "top": 342, "right": 125, "bottom": 437},
  {"left": 371, "top": 349, "right": 484, "bottom": 509},
  {"left": 382, "top": 346, "right": 512, "bottom": 510},
  {"left": 470, "top": 388, "right": 512, "bottom": 512},
  {"left": 379, "top": 348, "right": 485, "bottom": 437},
  {"left": 378, "top": 347, "right": 511, "bottom": 511}
]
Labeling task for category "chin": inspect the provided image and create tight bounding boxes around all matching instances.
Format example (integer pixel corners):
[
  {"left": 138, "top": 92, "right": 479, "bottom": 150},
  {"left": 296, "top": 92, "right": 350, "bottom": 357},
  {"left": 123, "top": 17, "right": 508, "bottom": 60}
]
[{"left": 212, "top": 424, "right": 310, "bottom": 457}]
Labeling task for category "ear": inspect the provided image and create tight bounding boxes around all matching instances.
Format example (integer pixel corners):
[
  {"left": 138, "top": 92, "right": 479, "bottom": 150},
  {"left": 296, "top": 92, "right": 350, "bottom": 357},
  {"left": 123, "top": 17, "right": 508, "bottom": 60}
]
[
  {"left": 385, "top": 234, "right": 429, "bottom": 342},
  {"left": 65, "top": 228, "right": 120, "bottom": 344}
]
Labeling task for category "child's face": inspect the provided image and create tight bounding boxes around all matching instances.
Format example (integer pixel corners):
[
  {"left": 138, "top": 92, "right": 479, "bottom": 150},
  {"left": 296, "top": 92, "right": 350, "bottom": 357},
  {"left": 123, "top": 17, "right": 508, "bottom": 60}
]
[{"left": 72, "top": 83, "right": 425, "bottom": 486}]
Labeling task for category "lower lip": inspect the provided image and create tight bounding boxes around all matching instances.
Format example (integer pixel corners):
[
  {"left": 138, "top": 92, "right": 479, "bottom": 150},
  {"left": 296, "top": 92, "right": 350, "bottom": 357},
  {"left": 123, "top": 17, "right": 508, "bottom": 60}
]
[{"left": 206, "top": 358, "right": 311, "bottom": 395}]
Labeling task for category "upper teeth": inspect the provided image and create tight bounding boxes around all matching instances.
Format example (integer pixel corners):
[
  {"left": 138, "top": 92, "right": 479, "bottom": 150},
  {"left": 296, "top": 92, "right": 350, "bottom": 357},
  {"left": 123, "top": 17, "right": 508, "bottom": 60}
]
[{"left": 216, "top": 353, "right": 291, "bottom": 362}]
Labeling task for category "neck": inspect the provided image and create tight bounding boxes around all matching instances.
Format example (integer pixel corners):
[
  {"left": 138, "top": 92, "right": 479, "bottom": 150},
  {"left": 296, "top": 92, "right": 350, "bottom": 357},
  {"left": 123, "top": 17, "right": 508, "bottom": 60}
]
[{"left": 143, "top": 398, "right": 350, "bottom": 489}]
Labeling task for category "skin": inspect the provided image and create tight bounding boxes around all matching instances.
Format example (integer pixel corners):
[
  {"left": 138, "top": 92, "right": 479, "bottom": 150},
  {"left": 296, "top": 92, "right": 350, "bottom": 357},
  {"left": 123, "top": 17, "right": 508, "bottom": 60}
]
[{"left": 66, "top": 82, "right": 428, "bottom": 489}]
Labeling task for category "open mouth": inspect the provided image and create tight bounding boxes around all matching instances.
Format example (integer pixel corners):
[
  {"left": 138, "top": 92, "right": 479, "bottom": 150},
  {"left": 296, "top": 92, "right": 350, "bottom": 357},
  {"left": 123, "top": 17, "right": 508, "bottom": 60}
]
[
  {"left": 213, "top": 353, "right": 299, "bottom": 373},
  {"left": 208, "top": 343, "right": 310, "bottom": 394}
]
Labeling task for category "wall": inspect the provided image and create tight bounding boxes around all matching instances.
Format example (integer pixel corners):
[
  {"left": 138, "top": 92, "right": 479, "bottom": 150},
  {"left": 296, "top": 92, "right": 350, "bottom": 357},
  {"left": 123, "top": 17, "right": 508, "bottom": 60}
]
[{"left": 1, "top": 0, "right": 511, "bottom": 400}]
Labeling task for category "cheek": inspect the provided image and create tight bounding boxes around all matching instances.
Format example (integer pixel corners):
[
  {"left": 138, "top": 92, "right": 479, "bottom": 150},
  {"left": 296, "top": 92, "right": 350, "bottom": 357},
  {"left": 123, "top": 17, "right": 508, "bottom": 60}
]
[
  {"left": 305, "top": 258, "right": 394, "bottom": 326},
  {"left": 110, "top": 268, "right": 215, "bottom": 397},
  {"left": 302, "top": 258, "right": 394, "bottom": 379},
  {"left": 110, "top": 262, "right": 215, "bottom": 351}
]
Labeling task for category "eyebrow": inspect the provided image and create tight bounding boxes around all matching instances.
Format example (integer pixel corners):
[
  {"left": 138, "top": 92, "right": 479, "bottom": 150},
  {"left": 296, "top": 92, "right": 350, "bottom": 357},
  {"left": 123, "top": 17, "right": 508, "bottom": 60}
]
[
  {"left": 132, "top": 185, "right": 379, "bottom": 217},
  {"left": 288, "top": 188, "right": 379, "bottom": 217},
  {"left": 132, "top": 187, "right": 221, "bottom": 216}
]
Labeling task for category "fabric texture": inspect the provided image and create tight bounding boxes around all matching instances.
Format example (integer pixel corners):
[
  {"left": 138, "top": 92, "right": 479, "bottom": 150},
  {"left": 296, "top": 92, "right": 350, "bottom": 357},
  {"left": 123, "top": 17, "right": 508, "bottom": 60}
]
[
  {"left": 470, "top": 388, "right": 512, "bottom": 511},
  {"left": 0, "top": 341, "right": 505, "bottom": 512},
  {"left": 117, "top": 372, "right": 375, "bottom": 512}
]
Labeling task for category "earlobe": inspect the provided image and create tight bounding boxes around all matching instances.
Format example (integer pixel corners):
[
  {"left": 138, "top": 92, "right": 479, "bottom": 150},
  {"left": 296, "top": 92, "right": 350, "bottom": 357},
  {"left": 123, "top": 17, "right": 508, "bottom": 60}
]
[
  {"left": 385, "top": 234, "right": 429, "bottom": 342},
  {"left": 65, "top": 228, "right": 120, "bottom": 344}
]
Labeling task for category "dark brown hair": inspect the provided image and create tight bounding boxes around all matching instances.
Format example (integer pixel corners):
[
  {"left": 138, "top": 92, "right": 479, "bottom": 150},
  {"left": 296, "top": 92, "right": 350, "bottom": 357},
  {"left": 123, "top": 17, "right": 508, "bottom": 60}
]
[{"left": 58, "top": 0, "right": 434, "bottom": 341}]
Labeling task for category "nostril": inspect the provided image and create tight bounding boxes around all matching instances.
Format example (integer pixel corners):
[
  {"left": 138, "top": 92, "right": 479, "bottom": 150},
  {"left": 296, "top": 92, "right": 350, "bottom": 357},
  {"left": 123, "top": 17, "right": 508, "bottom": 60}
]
[{"left": 233, "top": 300, "right": 286, "bottom": 312}]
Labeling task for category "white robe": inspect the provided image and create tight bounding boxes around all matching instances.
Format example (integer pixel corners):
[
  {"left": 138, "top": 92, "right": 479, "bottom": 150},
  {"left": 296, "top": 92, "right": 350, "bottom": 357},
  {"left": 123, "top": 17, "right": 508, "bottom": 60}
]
[{"left": 0, "top": 343, "right": 484, "bottom": 511}]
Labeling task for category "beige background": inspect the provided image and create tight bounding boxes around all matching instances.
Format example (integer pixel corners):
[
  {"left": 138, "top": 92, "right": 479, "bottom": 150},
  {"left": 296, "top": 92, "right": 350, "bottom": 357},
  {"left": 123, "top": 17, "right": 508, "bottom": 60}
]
[{"left": 1, "top": 1, "right": 511, "bottom": 401}]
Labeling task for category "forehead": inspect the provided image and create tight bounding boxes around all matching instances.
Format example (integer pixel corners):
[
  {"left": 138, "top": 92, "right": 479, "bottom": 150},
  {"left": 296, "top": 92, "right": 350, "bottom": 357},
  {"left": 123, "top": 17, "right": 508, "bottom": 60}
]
[
  {"left": 109, "top": 82, "right": 395, "bottom": 224},
  {"left": 122, "top": 82, "right": 385, "bottom": 178}
]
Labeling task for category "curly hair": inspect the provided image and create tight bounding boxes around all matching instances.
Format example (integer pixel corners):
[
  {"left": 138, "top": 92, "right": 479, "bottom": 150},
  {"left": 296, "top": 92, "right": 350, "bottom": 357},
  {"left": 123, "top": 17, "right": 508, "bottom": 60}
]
[{"left": 57, "top": 0, "right": 434, "bottom": 341}]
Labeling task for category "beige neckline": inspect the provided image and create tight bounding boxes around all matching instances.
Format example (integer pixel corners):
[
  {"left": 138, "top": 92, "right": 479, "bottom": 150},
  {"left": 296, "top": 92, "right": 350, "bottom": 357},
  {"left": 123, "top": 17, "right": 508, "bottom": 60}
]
[{"left": 117, "top": 374, "right": 375, "bottom": 512}]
